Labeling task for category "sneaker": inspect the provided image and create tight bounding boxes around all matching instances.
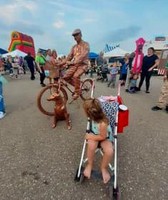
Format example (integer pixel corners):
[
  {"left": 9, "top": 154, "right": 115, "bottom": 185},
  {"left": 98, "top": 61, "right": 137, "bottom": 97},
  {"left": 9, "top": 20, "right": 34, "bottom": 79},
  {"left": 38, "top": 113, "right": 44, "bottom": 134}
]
[
  {"left": 0, "top": 112, "right": 6, "bottom": 119},
  {"left": 151, "top": 106, "right": 162, "bottom": 111},
  {"left": 146, "top": 91, "right": 150, "bottom": 93}
]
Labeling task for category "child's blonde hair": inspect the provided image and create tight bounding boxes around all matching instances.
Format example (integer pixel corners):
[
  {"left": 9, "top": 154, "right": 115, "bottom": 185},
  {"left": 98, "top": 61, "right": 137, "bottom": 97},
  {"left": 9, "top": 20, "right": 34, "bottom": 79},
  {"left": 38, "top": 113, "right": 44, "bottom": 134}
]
[{"left": 83, "top": 98, "right": 109, "bottom": 124}]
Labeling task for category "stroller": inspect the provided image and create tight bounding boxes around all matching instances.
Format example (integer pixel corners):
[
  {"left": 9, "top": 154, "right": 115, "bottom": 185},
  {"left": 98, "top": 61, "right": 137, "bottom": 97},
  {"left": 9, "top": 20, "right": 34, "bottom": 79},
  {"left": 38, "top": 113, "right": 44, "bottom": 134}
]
[{"left": 74, "top": 84, "right": 129, "bottom": 199}]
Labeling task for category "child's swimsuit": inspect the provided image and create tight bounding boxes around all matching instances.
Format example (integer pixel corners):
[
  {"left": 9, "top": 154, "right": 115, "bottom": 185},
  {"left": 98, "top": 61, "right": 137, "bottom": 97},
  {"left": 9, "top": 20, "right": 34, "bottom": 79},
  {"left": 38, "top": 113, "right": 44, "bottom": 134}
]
[{"left": 91, "top": 121, "right": 114, "bottom": 142}]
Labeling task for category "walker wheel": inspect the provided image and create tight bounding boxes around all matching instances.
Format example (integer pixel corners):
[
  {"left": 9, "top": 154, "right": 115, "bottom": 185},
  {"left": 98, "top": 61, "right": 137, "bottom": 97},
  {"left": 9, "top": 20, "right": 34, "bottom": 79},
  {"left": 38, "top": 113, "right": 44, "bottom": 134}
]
[
  {"left": 113, "top": 187, "right": 120, "bottom": 200},
  {"left": 74, "top": 166, "right": 85, "bottom": 183},
  {"left": 109, "top": 186, "right": 120, "bottom": 200}
]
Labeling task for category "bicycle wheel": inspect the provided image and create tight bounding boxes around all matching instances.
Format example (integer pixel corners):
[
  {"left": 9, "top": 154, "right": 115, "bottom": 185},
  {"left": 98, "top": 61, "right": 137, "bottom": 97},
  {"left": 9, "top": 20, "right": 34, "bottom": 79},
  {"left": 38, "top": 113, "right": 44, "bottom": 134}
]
[
  {"left": 80, "top": 79, "right": 94, "bottom": 100},
  {"left": 37, "top": 84, "right": 68, "bottom": 116}
]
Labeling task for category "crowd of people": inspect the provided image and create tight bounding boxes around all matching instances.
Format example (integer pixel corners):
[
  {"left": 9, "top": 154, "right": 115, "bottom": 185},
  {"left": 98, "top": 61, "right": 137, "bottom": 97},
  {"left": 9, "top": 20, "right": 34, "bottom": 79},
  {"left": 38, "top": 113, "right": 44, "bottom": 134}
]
[
  {"left": 0, "top": 28, "right": 168, "bottom": 113},
  {"left": 0, "top": 28, "right": 91, "bottom": 116},
  {"left": 0, "top": 29, "right": 168, "bottom": 187},
  {"left": 0, "top": 29, "right": 114, "bottom": 184},
  {"left": 95, "top": 47, "right": 159, "bottom": 93},
  {"left": 94, "top": 47, "right": 168, "bottom": 113},
  {"left": 1, "top": 55, "right": 26, "bottom": 78},
  {"left": 0, "top": 29, "right": 168, "bottom": 117}
]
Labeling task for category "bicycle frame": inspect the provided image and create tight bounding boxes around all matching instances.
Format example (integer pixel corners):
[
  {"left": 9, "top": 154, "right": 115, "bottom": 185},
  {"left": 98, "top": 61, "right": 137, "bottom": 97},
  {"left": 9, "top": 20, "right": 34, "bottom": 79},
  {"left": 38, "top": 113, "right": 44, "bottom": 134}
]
[
  {"left": 37, "top": 76, "right": 94, "bottom": 116},
  {"left": 51, "top": 77, "right": 87, "bottom": 97}
]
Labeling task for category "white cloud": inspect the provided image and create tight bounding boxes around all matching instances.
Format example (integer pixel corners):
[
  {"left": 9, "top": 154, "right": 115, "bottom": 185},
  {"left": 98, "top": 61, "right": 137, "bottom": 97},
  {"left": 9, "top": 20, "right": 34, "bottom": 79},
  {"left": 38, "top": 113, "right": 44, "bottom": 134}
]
[
  {"left": 0, "top": 4, "right": 17, "bottom": 23},
  {"left": 0, "top": 1, "right": 37, "bottom": 24},
  {"left": 14, "top": 0, "right": 37, "bottom": 11},
  {"left": 53, "top": 20, "right": 65, "bottom": 29},
  {"left": 48, "top": 0, "right": 91, "bottom": 13}
]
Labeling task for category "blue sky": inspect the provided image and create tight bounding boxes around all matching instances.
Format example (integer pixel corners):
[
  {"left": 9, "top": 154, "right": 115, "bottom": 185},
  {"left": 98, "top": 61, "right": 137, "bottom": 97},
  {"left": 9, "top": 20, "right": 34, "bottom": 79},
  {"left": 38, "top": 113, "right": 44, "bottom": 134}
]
[{"left": 0, "top": 0, "right": 168, "bottom": 55}]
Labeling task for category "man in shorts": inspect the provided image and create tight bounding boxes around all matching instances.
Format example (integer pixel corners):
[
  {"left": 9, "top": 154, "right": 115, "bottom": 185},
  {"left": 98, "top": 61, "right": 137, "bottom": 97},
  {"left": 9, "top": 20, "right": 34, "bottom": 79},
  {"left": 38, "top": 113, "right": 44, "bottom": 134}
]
[{"left": 151, "top": 64, "right": 168, "bottom": 112}]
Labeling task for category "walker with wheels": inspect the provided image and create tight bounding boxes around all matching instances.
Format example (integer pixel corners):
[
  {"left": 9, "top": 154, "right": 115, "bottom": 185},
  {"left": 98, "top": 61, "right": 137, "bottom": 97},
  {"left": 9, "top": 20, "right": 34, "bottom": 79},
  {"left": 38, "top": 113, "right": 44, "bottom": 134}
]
[{"left": 74, "top": 84, "right": 129, "bottom": 200}]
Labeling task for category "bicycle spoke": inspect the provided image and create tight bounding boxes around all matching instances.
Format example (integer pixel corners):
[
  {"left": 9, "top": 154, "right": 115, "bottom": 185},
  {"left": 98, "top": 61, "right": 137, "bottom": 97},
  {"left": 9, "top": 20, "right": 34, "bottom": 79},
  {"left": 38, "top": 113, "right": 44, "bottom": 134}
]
[{"left": 80, "top": 79, "right": 93, "bottom": 100}]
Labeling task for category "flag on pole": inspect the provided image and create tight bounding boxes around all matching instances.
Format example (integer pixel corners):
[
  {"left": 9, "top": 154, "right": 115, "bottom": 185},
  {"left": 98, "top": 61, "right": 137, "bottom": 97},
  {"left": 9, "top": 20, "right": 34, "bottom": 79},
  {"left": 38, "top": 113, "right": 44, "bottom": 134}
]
[{"left": 103, "top": 44, "right": 120, "bottom": 53}]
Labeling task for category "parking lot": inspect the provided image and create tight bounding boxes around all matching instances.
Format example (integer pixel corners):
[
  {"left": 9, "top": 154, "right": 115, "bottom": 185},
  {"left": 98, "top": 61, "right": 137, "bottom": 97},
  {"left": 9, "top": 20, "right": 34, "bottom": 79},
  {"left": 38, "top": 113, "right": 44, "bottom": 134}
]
[{"left": 0, "top": 73, "right": 168, "bottom": 200}]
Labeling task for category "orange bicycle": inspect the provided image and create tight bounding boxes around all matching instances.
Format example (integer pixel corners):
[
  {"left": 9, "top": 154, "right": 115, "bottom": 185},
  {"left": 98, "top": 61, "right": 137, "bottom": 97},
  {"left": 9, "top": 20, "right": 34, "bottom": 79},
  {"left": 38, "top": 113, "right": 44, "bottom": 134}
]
[{"left": 37, "top": 73, "right": 94, "bottom": 116}]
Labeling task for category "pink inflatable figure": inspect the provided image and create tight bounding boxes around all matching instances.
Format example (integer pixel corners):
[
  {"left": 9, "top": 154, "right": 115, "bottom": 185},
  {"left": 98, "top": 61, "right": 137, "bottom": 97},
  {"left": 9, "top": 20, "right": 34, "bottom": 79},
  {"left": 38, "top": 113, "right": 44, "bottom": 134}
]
[
  {"left": 127, "top": 37, "right": 145, "bottom": 93},
  {"left": 132, "top": 37, "right": 146, "bottom": 74}
]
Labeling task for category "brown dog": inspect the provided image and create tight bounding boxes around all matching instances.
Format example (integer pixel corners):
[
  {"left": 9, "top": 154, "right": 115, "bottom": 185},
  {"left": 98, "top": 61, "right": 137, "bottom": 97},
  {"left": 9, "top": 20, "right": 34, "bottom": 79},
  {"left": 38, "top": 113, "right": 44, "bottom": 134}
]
[{"left": 47, "top": 92, "right": 71, "bottom": 130}]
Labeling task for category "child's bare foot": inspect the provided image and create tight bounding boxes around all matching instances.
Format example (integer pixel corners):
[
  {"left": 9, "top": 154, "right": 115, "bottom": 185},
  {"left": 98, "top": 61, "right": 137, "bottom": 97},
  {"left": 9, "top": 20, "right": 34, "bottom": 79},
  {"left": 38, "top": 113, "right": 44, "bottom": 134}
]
[
  {"left": 101, "top": 168, "right": 111, "bottom": 184},
  {"left": 52, "top": 123, "right": 56, "bottom": 128},
  {"left": 83, "top": 164, "right": 92, "bottom": 179}
]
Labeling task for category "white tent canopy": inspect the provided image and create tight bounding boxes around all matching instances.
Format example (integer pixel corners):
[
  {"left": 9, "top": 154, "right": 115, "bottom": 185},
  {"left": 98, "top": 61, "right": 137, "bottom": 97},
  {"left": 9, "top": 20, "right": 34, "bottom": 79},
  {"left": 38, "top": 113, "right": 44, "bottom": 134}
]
[
  {"left": 57, "top": 54, "right": 65, "bottom": 58},
  {"left": 2, "top": 49, "right": 27, "bottom": 58},
  {"left": 104, "top": 47, "right": 129, "bottom": 58}
]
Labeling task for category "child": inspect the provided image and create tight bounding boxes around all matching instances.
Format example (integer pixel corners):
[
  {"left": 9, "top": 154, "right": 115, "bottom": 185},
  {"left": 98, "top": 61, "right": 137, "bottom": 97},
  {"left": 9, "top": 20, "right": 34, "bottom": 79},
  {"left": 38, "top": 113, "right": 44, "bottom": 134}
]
[
  {"left": 119, "top": 54, "right": 130, "bottom": 86},
  {"left": 107, "top": 62, "right": 118, "bottom": 88},
  {"left": 128, "top": 73, "right": 139, "bottom": 93},
  {"left": 83, "top": 98, "right": 114, "bottom": 184}
]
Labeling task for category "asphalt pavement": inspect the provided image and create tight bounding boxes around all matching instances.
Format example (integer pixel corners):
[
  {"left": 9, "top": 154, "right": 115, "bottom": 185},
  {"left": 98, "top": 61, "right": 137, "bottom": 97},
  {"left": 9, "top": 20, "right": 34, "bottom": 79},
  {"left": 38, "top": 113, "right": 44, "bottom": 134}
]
[{"left": 0, "top": 72, "right": 167, "bottom": 200}]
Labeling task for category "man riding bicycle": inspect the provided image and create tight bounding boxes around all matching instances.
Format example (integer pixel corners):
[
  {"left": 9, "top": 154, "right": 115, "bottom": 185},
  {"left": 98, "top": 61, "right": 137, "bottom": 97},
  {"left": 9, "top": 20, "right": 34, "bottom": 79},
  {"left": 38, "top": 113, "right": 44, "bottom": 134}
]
[{"left": 58, "top": 28, "right": 90, "bottom": 100}]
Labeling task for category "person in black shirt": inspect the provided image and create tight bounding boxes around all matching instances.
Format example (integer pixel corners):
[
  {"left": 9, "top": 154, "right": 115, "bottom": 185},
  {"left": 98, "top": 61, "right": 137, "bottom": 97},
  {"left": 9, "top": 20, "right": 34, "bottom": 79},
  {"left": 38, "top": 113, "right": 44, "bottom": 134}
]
[
  {"left": 24, "top": 52, "right": 36, "bottom": 80},
  {"left": 138, "top": 47, "right": 159, "bottom": 93}
]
